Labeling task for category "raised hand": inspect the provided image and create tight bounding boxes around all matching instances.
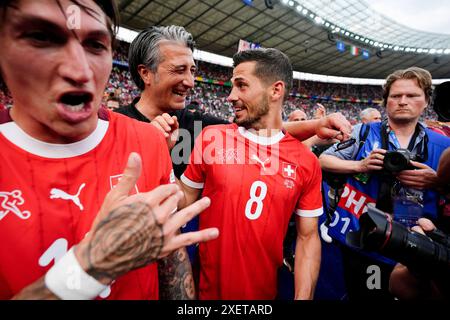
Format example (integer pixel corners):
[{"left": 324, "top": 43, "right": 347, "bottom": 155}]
[{"left": 75, "top": 152, "right": 219, "bottom": 284}]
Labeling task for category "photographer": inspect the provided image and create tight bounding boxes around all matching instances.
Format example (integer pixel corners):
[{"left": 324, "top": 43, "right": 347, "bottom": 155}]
[{"left": 318, "top": 67, "right": 450, "bottom": 300}]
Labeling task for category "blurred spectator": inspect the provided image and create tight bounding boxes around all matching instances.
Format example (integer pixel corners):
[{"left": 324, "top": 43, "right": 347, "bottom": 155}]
[
  {"left": 288, "top": 110, "right": 307, "bottom": 122},
  {"left": 106, "top": 91, "right": 120, "bottom": 110},
  {"left": 360, "top": 107, "right": 382, "bottom": 123}
]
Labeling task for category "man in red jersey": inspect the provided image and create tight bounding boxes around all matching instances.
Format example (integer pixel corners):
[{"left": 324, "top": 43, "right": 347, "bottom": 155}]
[
  {"left": 0, "top": 0, "right": 217, "bottom": 300},
  {"left": 178, "top": 48, "right": 322, "bottom": 299}
]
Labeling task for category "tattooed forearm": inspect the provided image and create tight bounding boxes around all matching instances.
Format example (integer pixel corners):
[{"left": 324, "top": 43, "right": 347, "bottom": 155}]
[
  {"left": 12, "top": 277, "right": 58, "bottom": 300},
  {"left": 78, "top": 202, "right": 164, "bottom": 284},
  {"left": 158, "top": 247, "right": 195, "bottom": 300}
]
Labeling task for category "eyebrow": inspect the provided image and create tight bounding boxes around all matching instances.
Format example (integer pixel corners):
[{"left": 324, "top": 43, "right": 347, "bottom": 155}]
[
  {"left": 231, "top": 77, "right": 248, "bottom": 83},
  {"left": 11, "top": 15, "right": 64, "bottom": 32},
  {"left": 11, "top": 14, "right": 111, "bottom": 40}
]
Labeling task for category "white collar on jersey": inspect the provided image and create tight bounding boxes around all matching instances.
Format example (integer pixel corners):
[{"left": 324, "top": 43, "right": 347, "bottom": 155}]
[
  {"left": 237, "top": 126, "right": 285, "bottom": 146},
  {"left": 0, "top": 120, "right": 109, "bottom": 158}
]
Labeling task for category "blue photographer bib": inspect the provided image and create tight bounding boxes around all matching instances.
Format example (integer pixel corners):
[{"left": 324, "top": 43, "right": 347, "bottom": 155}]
[{"left": 327, "top": 121, "right": 450, "bottom": 264}]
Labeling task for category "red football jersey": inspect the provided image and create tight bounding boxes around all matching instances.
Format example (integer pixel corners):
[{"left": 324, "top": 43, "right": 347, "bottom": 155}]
[
  {"left": 181, "top": 124, "right": 323, "bottom": 299},
  {"left": 0, "top": 110, "right": 174, "bottom": 299}
]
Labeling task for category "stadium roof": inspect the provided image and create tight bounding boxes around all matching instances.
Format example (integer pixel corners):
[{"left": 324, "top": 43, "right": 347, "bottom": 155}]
[
  {"left": 298, "top": 0, "right": 450, "bottom": 50},
  {"left": 117, "top": 0, "right": 450, "bottom": 79}
]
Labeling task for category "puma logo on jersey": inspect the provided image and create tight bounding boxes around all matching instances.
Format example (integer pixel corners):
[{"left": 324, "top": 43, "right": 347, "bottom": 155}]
[
  {"left": 50, "top": 183, "right": 85, "bottom": 211},
  {"left": 0, "top": 190, "right": 31, "bottom": 221},
  {"left": 251, "top": 154, "right": 270, "bottom": 171}
]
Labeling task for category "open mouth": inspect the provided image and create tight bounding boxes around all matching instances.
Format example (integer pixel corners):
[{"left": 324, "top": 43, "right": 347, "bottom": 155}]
[
  {"left": 233, "top": 105, "right": 246, "bottom": 113},
  {"left": 172, "top": 89, "right": 187, "bottom": 97},
  {"left": 59, "top": 92, "right": 93, "bottom": 111}
]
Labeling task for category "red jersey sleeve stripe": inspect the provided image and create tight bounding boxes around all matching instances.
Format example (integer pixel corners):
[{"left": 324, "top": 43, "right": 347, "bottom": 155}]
[
  {"left": 180, "top": 174, "right": 204, "bottom": 189},
  {"left": 295, "top": 208, "right": 323, "bottom": 217}
]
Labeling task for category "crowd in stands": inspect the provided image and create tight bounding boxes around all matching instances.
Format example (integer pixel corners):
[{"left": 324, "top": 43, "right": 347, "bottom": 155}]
[
  {"left": 196, "top": 61, "right": 232, "bottom": 82},
  {"left": 104, "top": 66, "right": 140, "bottom": 106},
  {"left": 112, "top": 40, "right": 129, "bottom": 63},
  {"left": 0, "top": 40, "right": 438, "bottom": 123},
  {"left": 0, "top": 91, "right": 12, "bottom": 109}
]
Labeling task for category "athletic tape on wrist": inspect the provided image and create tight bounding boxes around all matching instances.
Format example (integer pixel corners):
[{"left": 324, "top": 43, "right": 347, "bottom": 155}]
[{"left": 44, "top": 247, "right": 107, "bottom": 300}]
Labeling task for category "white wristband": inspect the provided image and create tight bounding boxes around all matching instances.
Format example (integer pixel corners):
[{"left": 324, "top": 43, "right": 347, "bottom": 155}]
[{"left": 45, "top": 247, "right": 107, "bottom": 300}]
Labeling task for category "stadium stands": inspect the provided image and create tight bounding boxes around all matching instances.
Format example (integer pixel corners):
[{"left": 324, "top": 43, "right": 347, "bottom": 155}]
[{"left": 0, "top": 40, "right": 438, "bottom": 123}]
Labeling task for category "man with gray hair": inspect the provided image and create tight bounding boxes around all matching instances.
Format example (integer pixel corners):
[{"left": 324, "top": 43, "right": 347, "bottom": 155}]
[
  {"left": 116, "top": 25, "right": 229, "bottom": 178},
  {"left": 359, "top": 107, "right": 382, "bottom": 124}
]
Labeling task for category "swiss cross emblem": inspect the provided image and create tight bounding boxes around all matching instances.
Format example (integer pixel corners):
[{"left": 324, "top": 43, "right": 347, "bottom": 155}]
[
  {"left": 109, "top": 175, "right": 139, "bottom": 195},
  {"left": 282, "top": 162, "right": 297, "bottom": 180}
]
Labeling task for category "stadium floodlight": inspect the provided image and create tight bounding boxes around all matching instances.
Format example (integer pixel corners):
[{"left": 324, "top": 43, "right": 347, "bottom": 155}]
[
  {"left": 417, "top": 48, "right": 423, "bottom": 53},
  {"left": 429, "top": 48, "right": 437, "bottom": 54},
  {"left": 325, "top": 22, "right": 330, "bottom": 27},
  {"left": 383, "top": 44, "right": 388, "bottom": 48},
  {"left": 374, "top": 41, "right": 379, "bottom": 46},
  {"left": 340, "top": 29, "right": 345, "bottom": 34},
  {"left": 437, "top": 49, "right": 443, "bottom": 54},
  {"left": 365, "top": 39, "right": 369, "bottom": 43},
  {"left": 296, "top": 5, "right": 302, "bottom": 11},
  {"left": 314, "top": 16, "right": 324, "bottom": 24},
  {"left": 302, "top": 8, "right": 308, "bottom": 15},
  {"left": 410, "top": 48, "right": 416, "bottom": 53},
  {"left": 444, "top": 49, "right": 450, "bottom": 54},
  {"left": 369, "top": 41, "right": 374, "bottom": 45},
  {"left": 423, "top": 49, "right": 429, "bottom": 53},
  {"left": 394, "top": 46, "right": 400, "bottom": 51},
  {"left": 281, "top": 0, "right": 288, "bottom": 4},
  {"left": 288, "top": 0, "right": 294, "bottom": 6},
  {"left": 345, "top": 31, "right": 350, "bottom": 36},
  {"left": 355, "top": 35, "right": 360, "bottom": 40}
]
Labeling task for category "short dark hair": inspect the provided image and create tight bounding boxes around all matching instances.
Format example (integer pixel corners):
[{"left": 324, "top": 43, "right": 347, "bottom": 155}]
[
  {"left": 128, "top": 25, "right": 196, "bottom": 90},
  {"left": 382, "top": 67, "right": 433, "bottom": 107},
  {"left": 0, "top": 0, "right": 119, "bottom": 93},
  {"left": 232, "top": 48, "right": 293, "bottom": 101}
]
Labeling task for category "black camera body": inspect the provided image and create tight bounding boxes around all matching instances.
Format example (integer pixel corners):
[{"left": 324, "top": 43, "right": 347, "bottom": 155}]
[
  {"left": 347, "top": 206, "right": 450, "bottom": 275},
  {"left": 383, "top": 149, "right": 417, "bottom": 172}
]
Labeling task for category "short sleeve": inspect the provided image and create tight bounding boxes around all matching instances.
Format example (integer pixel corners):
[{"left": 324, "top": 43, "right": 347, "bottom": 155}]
[
  {"left": 158, "top": 132, "right": 176, "bottom": 185},
  {"left": 180, "top": 128, "right": 207, "bottom": 189},
  {"left": 295, "top": 157, "right": 323, "bottom": 217},
  {"left": 321, "top": 123, "right": 364, "bottom": 160}
]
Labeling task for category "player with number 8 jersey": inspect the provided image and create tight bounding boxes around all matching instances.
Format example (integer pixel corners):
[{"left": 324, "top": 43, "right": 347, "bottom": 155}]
[
  {"left": 179, "top": 48, "right": 323, "bottom": 300},
  {"left": 181, "top": 122, "right": 323, "bottom": 299}
]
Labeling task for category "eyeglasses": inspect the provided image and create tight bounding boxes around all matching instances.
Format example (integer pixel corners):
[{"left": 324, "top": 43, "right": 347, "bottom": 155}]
[{"left": 336, "top": 138, "right": 356, "bottom": 151}]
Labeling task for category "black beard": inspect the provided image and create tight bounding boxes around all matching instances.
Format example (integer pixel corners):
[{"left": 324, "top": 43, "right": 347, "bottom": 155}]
[{"left": 233, "top": 97, "right": 270, "bottom": 129}]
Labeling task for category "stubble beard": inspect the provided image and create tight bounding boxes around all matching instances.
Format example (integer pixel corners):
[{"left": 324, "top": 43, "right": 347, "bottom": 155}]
[{"left": 234, "top": 95, "right": 270, "bottom": 130}]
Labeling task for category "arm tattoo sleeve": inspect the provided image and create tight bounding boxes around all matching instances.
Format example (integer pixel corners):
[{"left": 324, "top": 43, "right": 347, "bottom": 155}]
[
  {"left": 82, "top": 202, "right": 164, "bottom": 283},
  {"left": 158, "top": 247, "right": 195, "bottom": 300}
]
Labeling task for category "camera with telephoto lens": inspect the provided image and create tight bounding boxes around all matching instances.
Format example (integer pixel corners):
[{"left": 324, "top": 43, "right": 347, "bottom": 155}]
[
  {"left": 383, "top": 149, "right": 417, "bottom": 172},
  {"left": 347, "top": 206, "right": 450, "bottom": 277}
]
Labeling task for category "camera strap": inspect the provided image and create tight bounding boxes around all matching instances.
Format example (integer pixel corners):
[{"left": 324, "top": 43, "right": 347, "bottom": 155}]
[
  {"left": 376, "top": 121, "right": 428, "bottom": 213},
  {"left": 377, "top": 121, "right": 396, "bottom": 212}
]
